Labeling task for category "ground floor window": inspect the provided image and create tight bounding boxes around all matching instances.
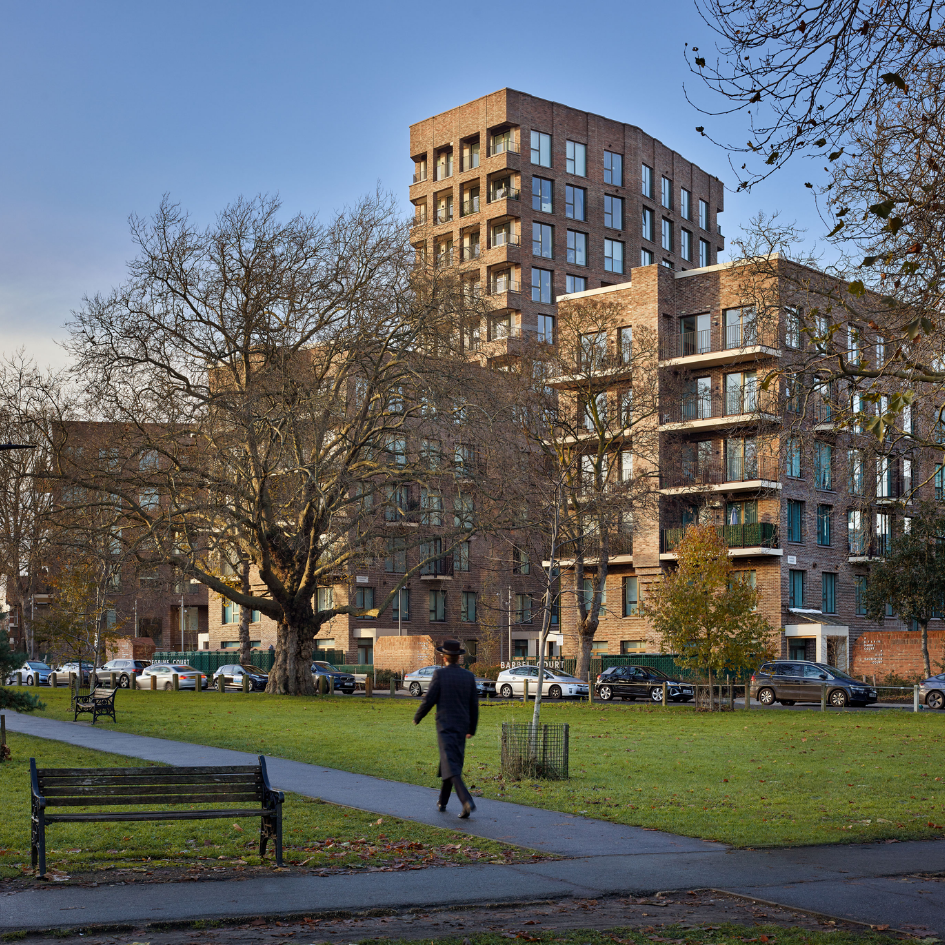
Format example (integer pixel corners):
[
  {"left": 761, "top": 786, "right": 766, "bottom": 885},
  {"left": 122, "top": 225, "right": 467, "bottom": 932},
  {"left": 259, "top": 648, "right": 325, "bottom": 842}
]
[
  {"left": 620, "top": 640, "right": 646, "bottom": 654},
  {"left": 513, "top": 639, "right": 529, "bottom": 658}
]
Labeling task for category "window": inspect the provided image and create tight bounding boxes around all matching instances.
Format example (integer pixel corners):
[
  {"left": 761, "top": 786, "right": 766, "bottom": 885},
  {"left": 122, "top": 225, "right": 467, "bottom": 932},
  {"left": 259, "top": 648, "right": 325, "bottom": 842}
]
[
  {"left": 642, "top": 163, "right": 654, "bottom": 198},
  {"left": 680, "top": 229, "right": 693, "bottom": 262},
  {"left": 566, "top": 140, "right": 586, "bottom": 176},
  {"left": 567, "top": 230, "right": 587, "bottom": 266},
  {"left": 725, "top": 370, "right": 757, "bottom": 414},
  {"left": 699, "top": 238, "right": 710, "bottom": 267},
  {"left": 462, "top": 138, "right": 480, "bottom": 170},
  {"left": 385, "top": 537, "right": 407, "bottom": 573},
  {"left": 514, "top": 546, "right": 530, "bottom": 574},
  {"left": 490, "top": 129, "right": 514, "bottom": 155},
  {"left": 815, "top": 442, "right": 833, "bottom": 490},
  {"left": 454, "top": 492, "right": 474, "bottom": 529},
  {"left": 355, "top": 586, "right": 375, "bottom": 618},
  {"left": 661, "top": 177, "right": 673, "bottom": 209},
  {"left": 386, "top": 436, "right": 406, "bottom": 467},
  {"left": 789, "top": 569, "right": 805, "bottom": 608},
  {"left": 680, "top": 188, "right": 692, "bottom": 220},
  {"left": 429, "top": 589, "right": 447, "bottom": 622},
  {"left": 603, "top": 195, "right": 623, "bottom": 230},
  {"left": 849, "top": 449, "right": 865, "bottom": 495},
  {"left": 413, "top": 157, "right": 427, "bottom": 183},
  {"left": 436, "top": 192, "right": 453, "bottom": 224},
  {"left": 622, "top": 576, "right": 639, "bottom": 616},
  {"left": 515, "top": 593, "right": 533, "bottom": 624},
  {"left": 661, "top": 259, "right": 674, "bottom": 269},
  {"left": 854, "top": 575, "right": 868, "bottom": 615},
  {"left": 222, "top": 601, "right": 236, "bottom": 624},
  {"left": 604, "top": 150, "right": 623, "bottom": 185},
  {"left": 787, "top": 500, "right": 804, "bottom": 543},
  {"left": 530, "top": 130, "right": 552, "bottom": 167},
  {"left": 490, "top": 312, "right": 511, "bottom": 339},
  {"left": 420, "top": 437, "right": 442, "bottom": 470},
  {"left": 847, "top": 509, "right": 865, "bottom": 554},
  {"left": 392, "top": 588, "right": 410, "bottom": 622},
  {"left": 699, "top": 198, "right": 708, "bottom": 229},
  {"left": 532, "top": 176, "right": 553, "bottom": 213},
  {"left": 785, "top": 306, "right": 801, "bottom": 348},
  {"left": 817, "top": 504, "right": 832, "bottom": 546},
  {"left": 661, "top": 218, "right": 673, "bottom": 252},
  {"left": 786, "top": 437, "right": 801, "bottom": 477},
  {"left": 876, "top": 456, "right": 894, "bottom": 499},
  {"left": 435, "top": 149, "right": 453, "bottom": 181},
  {"left": 582, "top": 579, "right": 608, "bottom": 614},
  {"left": 822, "top": 572, "right": 837, "bottom": 614},
  {"left": 640, "top": 248, "right": 654, "bottom": 266},
  {"left": 936, "top": 463, "right": 945, "bottom": 500},
  {"left": 461, "top": 591, "right": 477, "bottom": 622},
  {"left": 562, "top": 184, "right": 586, "bottom": 221},
  {"left": 454, "top": 444, "right": 479, "bottom": 477},
  {"left": 532, "top": 222, "right": 554, "bottom": 258},
  {"left": 642, "top": 207, "right": 654, "bottom": 242},
  {"left": 532, "top": 267, "right": 553, "bottom": 303},
  {"left": 317, "top": 587, "right": 334, "bottom": 612},
  {"left": 566, "top": 274, "right": 586, "bottom": 294},
  {"left": 454, "top": 541, "right": 470, "bottom": 572},
  {"left": 536, "top": 313, "right": 555, "bottom": 343},
  {"left": 875, "top": 511, "right": 891, "bottom": 555},
  {"left": 604, "top": 239, "right": 624, "bottom": 273},
  {"left": 139, "top": 488, "right": 160, "bottom": 511}
]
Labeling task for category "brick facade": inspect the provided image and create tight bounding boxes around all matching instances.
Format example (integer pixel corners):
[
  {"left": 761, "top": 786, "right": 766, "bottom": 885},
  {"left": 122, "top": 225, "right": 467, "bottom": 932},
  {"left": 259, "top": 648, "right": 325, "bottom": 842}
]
[{"left": 851, "top": 631, "right": 945, "bottom": 680}]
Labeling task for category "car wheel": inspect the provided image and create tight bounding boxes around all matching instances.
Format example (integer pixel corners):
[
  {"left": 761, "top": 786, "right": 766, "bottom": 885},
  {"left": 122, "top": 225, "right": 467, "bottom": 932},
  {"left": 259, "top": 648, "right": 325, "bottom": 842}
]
[
  {"left": 829, "top": 689, "right": 848, "bottom": 708},
  {"left": 779, "top": 699, "right": 796, "bottom": 706},
  {"left": 548, "top": 685, "right": 563, "bottom": 700},
  {"left": 500, "top": 684, "right": 513, "bottom": 698},
  {"left": 408, "top": 682, "right": 422, "bottom": 697},
  {"left": 163, "top": 681, "right": 174, "bottom": 691},
  {"left": 598, "top": 685, "right": 613, "bottom": 701},
  {"left": 650, "top": 687, "right": 664, "bottom": 703},
  {"left": 119, "top": 674, "right": 130, "bottom": 688},
  {"left": 927, "top": 690, "right": 945, "bottom": 710},
  {"left": 757, "top": 687, "right": 776, "bottom": 706}
]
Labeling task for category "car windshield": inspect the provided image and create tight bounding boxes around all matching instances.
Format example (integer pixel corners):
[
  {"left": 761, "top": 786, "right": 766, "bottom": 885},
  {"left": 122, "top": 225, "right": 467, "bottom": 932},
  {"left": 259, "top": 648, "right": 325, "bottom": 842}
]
[
  {"left": 241, "top": 665, "right": 267, "bottom": 674},
  {"left": 547, "top": 673, "right": 580, "bottom": 682},
  {"left": 313, "top": 662, "right": 338, "bottom": 671},
  {"left": 815, "top": 663, "right": 858, "bottom": 682},
  {"left": 645, "top": 668, "right": 670, "bottom": 679},
  {"left": 172, "top": 665, "right": 197, "bottom": 672},
  {"left": 27, "top": 662, "right": 49, "bottom": 669}
]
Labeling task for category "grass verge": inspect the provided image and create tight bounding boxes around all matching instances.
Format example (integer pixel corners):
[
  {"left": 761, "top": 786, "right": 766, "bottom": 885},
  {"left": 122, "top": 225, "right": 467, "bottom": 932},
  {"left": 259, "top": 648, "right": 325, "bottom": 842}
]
[
  {"left": 0, "top": 732, "right": 544, "bottom": 880},
  {"left": 19, "top": 686, "right": 945, "bottom": 847}
]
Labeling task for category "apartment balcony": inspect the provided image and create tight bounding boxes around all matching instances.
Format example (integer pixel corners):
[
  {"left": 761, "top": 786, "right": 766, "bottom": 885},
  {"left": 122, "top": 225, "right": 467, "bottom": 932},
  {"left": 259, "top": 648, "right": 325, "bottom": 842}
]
[
  {"left": 486, "top": 277, "right": 521, "bottom": 304},
  {"left": 488, "top": 185, "right": 521, "bottom": 204},
  {"left": 488, "top": 137, "right": 520, "bottom": 158},
  {"left": 411, "top": 171, "right": 428, "bottom": 185},
  {"left": 420, "top": 556, "right": 454, "bottom": 580},
  {"left": 659, "top": 391, "right": 781, "bottom": 432},
  {"left": 460, "top": 245, "right": 481, "bottom": 263},
  {"left": 813, "top": 401, "right": 837, "bottom": 431},
  {"left": 485, "top": 234, "right": 522, "bottom": 264},
  {"left": 460, "top": 198, "right": 481, "bottom": 217},
  {"left": 660, "top": 523, "right": 781, "bottom": 558},
  {"left": 547, "top": 351, "right": 634, "bottom": 387},
  {"left": 848, "top": 538, "right": 890, "bottom": 563},
  {"left": 557, "top": 531, "right": 633, "bottom": 564},
  {"left": 484, "top": 143, "right": 521, "bottom": 174},
  {"left": 661, "top": 454, "right": 781, "bottom": 494},
  {"left": 659, "top": 324, "right": 781, "bottom": 368},
  {"left": 434, "top": 208, "right": 454, "bottom": 227}
]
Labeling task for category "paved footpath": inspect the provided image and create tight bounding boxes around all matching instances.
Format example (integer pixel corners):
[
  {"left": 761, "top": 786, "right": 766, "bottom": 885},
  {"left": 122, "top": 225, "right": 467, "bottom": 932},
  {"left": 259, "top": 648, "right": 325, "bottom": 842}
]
[{"left": 5, "top": 713, "right": 945, "bottom": 934}]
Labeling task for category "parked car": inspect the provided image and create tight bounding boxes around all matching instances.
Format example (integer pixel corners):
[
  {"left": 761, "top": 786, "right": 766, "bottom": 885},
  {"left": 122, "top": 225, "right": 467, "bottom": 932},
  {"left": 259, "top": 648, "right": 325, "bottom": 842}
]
[
  {"left": 750, "top": 660, "right": 877, "bottom": 707},
  {"left": 311, "top": 661, "right": 356, "bottom": 694},
  {"left": 919, "top": 674, "right": 945, "bottom": 709},
  {"left": 404, "top": 665, "right": 497, "bottom": 698},
  {"left": 96, "top": 659, "right": 149, "bottom": 688},
  {"left": 55, "top": 661, "right": 94, "bottom": 686},
  {"left": 139, "top": 663, "right": 208, "bottom": 691},
  {"left": 595, "top": 665, "right": 694, "bottom": 703},
  {"left": 211, "top": 663, "right": 269, "bottom": 691},
  {"left": 496, "top": 665, "right": 589, "bottom": 700},
  {"left": 11, "top": 661, "right": 52, "bottom": 686}
]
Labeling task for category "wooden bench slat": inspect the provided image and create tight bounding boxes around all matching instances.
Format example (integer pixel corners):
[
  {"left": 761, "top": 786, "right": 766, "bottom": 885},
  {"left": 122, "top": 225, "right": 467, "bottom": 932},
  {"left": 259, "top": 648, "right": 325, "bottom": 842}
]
[
  {"left": 40, "top": 774, "right": 260, "bottom": 789},
  {"left": 37, "top": 765, "right": 259, "bottom": 777},
  {"left": 45, "top": 807, "right": 271, "bottom": 823},
  {"left": 43, "top": 792, "right": 264, "bottom": 807},
  {"left": 42, "top": 783, "right": 260, "bottom": 798}
]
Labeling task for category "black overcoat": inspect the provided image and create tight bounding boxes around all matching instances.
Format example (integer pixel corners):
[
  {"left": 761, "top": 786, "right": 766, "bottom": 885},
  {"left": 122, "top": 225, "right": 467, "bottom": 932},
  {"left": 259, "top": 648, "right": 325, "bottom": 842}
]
[{"left": 413, "top": 664, "right": 479, "bottom": 779}]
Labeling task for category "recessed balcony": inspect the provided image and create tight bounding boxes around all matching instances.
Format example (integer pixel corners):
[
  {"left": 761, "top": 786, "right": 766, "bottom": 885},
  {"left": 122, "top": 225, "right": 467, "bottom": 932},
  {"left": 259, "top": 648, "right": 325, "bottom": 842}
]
[
  {"left": 659, "top": 391, "right": 781, "bottom": 432},
  {"left": 661, "top": 455, "right": 781, "bottom": 494},
  {"left": 660, "top": 523, "right": 781, "bottom": 559},
  {"left": 659, "top": 324, "right": 781, "bottom": 368}
]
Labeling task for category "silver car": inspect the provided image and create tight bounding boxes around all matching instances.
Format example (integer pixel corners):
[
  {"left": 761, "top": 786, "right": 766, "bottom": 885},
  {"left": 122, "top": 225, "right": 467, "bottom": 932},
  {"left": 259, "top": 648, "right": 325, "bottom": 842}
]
[
  {"left": 496, "top": 665, "right": 589, "bottom": 700},
  {"left": 404, "top": 665, "right": 497, "bottom": 698},
  {"left": 139, "top": 663, "right": 208, "bottom": 691},
  {"left": 920, "top": 674, "right": 945, "bottom": 709}
]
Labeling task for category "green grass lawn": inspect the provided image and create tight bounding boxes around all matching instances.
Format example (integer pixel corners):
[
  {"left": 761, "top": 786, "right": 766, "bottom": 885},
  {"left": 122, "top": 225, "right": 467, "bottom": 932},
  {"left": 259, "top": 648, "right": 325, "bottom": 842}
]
[
  {"left": 19, "top": 686, "right": 945, "bottom": 848},
  {"left": 0, "top": 732, "right": 542, "bottom": 880}
]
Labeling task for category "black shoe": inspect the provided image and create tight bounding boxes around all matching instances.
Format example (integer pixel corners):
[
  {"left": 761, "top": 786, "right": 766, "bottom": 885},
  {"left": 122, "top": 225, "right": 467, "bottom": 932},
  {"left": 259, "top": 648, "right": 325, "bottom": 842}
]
[
  {"left": 459, "top": 800, "right": 476, "bottom": 819},
  {"left": 436, "top": 803, "right": 447, "bottom": 812}
]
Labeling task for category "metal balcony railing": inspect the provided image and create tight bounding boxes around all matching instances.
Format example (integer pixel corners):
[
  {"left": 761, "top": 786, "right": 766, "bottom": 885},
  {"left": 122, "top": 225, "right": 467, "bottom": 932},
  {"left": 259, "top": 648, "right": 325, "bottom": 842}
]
[
  {"left": 491, "top": 232, "right": 521, "bottom": 248},
  {"left": 848, "top": 537, "right": 890, "bottom": 558},
  {"left": 461, "top": 245, "right": 481, "bottom": 262},
  {"left": 489, "top": 137, "right": 519, "bottom": 156},
  {"left": 435, "top": 208, "right": 453, "bottom": 224},
  {"left": 662, "top": 454, "right": 780, "bottom": 489},
  {"left": 412, "top": 171, "right": 427, "bottom": 184},
  {"left": 661, "top": 523, "right": 779, "bottom": 554},
  {"left": 487, "top": 278, "right": 521, "bottom": 295},
  {"left": 659, "top": 323, "right": 779, "bottom": 360},
  {"left": 661, "top": 389, "right": 777, "bottom": 425},
  {"left": 489, "top": 185, "right": 521, "bottom": 203},
  {"left": 461, "top": 197, "right": 481, "bottom": 216},
  {"left": 420, "top": 556, "right": 455, "bottom": 578}
]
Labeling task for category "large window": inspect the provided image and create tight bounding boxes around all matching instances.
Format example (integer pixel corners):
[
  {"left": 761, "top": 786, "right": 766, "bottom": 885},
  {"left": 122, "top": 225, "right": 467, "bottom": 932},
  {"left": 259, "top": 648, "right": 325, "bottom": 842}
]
[
  {"left": 822, "top": 572, "right": 837, "bottom": 614},
  {"left": 537, "top": 313, "right": 555, "bottom": 344},
  {"left": 699, "top": 198, "right": 709, "bottom": 230},
  {"left": 604, "top": 150, "right": 623, "bottom": 185},
  {"left": 435, "top": 149, "right": 453, "bottom": 181},
  {"left": 680, "top": 188, "right": 692, "bottom": 220},
  {"left": 640, "top": 248, "right": 654, "bottom": 266},
  {"left": 532, "top": 222, "right": 554, "bottom": 258},
  {"left": 565, "top": 184, "right": 586, "bottom": 220},
  {"left": 453, "top": 541, "right": 470, "bottom": 572},
  {"left": 661, "top": 218, "right": 673, "bottom": 252},
  {"left": 661, "top": 176, "right": 673, "bottom": 209},
  {"left": 680, "top": 229, "right": 693, "bottom": 262},
  {"left": 566, "top": 140, "right": 587, "bottom": 176},
  {"left": 642, "top": 163, "right": 654, "bottom": 198},
  {"left": 785, "top": 306, "right": 801, "bottom": 348},
  {"left": 429, "top": 590, "right": 447, "bottom": 622},
  {"left": 385, "top": 537, "right": 407, "bottom": 573},
  {"left": 622, "top": 576, "right": 639, "bottom": 616},
  {"left": 642, "top": 207, "right": 654, "bottom": 242},
  {"left": 566, "top": 274, "right": 586, "bottom": 294},
  {"left": 567, "top": 230, "right": 588, "bottom": 266},
  {"left": 817, "top": 504, "right": 832, "bottom": 546},
  {"left": 815, "top": 442, "right": 833, "bottom": 490},
  {"left": 786, "top": 437, "right": 801, "bottom": 477},
  {"left": 531, "top": 176, "right": 553, "bottom": 213},
  {"left": 530, "top": 130, "right": 552, "bottom": 167},
  {"left": 355, "top": 586, "right": 375, "bottom": 618},
  {"left": 854, "top": 575, "right": 867, "bottom": 615},
  {"left": 604, "top": 195, "right": 623, "bottom": 230},
  {"left": 848, "top": 509, "right": 865, "bottom": 554},
  {"left": 849, "top": 449, "right": 865, "bottom": 495},
  {"left": 936, "top": 463, "right": 945, "bottom": 500},
  {"left": 789, "top": 569, "right": 805, "bottom": 608},
  {"left": 532, "top": 267, "right": 553, "bottom": 303},
  {"left": 420, "top": 488, "right": 443, "bottom": 526},
  {"left": 461, "top": 591, "right": 477, "bottom": 623},
  {"left": 787, "top": 499, "right": 804, "bottom": 543},
  {"left": 699, "top": 238, "right": 710, "bottom": 267},
  {"left": 515, "top": 593, "right": 533, "bottom": 624},
  {"left": 604, "top": 239, "right": 624, "bottom": 273}
]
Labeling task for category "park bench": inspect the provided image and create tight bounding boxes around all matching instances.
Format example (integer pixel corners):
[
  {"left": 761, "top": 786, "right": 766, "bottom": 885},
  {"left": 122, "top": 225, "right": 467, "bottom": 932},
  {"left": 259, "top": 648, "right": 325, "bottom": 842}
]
[
  {"left": 30, "top": 756, "right": 284, "bottom": 878},
  {"left": 72, "top": 686, "right": 117, "bottom": 724}
]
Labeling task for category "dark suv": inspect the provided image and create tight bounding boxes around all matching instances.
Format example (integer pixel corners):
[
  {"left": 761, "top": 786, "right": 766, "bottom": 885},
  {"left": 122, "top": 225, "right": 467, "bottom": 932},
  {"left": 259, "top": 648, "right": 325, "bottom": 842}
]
[
  {"left": 595, "top": 665, "right": 694, "bottom": 703},
  {"left": 751, "top": 661, "right": 877, "bottom": 708}
]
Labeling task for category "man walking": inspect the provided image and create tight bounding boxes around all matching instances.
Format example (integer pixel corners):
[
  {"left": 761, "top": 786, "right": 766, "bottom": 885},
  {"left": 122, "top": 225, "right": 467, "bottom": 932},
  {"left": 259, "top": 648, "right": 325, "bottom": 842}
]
[{"left": 413, "top": 639, "right": 478, "bottom": 818}]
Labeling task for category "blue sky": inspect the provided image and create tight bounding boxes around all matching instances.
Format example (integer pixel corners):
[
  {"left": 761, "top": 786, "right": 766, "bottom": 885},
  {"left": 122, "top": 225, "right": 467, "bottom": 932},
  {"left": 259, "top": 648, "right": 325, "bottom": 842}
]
[{"left": 0, "top": 0, "right": 827, "bottom": 366}]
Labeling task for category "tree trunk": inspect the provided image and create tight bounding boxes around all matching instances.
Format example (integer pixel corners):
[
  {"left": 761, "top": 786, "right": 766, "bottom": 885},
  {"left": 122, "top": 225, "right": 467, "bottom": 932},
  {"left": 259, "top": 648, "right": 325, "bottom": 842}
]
[
  {"left": 575, "top": 619, "right": 595, "bottom": 682},
  {"left": 707, "top": 666, "right": 714, "bottom": 712},
  {"left": 921, "top": 620, "right": 931, "bottom": 678},
  {"left": 238, "top": 560, "right": 252, "bottom": 666},
  {"left": 267, "top": 617, "right": 316, "bottom": 695}
]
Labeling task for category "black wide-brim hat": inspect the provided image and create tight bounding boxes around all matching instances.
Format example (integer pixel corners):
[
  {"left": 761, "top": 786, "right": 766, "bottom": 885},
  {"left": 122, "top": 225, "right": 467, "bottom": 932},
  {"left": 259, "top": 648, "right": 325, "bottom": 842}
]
[{"left": 436, "top": 639, "right": 466, "bottom": 656}]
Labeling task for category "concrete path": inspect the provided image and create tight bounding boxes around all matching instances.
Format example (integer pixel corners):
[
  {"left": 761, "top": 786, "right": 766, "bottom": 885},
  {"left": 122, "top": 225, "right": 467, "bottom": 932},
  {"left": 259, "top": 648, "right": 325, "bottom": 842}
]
[{"left": 5, "top": 713, "right": 945, "bottom": 934}]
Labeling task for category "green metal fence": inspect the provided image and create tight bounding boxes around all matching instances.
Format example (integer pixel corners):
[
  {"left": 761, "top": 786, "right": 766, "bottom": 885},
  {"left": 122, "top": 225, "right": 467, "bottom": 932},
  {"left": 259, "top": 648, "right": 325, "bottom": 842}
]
[{"left": 152, "top": 649, "right": 346, "bottom": 673}]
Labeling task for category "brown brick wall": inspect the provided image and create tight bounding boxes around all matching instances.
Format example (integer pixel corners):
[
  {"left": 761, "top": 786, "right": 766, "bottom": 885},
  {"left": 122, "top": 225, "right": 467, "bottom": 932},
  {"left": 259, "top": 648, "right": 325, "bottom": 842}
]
[
  {"left": 851, "top": 630, "right": 945, "bottom": 679},
  {"left": 374, "top": 634, "right": 441, "bottom": 675}
]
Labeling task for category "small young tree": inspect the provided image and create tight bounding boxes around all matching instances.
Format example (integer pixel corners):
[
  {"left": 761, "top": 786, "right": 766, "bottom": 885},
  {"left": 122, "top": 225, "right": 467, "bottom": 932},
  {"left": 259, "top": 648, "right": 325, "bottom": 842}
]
[
  {"left": 861, "top": 504, "right": 945, "bottom": 678},
  {"left": 646, "top": 524, "right": 774, "bottom": 705}
]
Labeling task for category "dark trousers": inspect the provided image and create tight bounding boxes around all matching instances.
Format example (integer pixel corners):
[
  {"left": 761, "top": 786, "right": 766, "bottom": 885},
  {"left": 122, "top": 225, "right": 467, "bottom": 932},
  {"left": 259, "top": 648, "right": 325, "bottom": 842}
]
[{"left": 438, "top": 774, "right": 473, "bottom": 808}]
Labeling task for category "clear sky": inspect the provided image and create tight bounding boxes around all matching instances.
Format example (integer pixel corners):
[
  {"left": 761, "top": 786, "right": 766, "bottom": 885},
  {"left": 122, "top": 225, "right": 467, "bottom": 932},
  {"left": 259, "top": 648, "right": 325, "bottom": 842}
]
[{"left": 0, "top": 0, "right": 827, "bottom": 368}]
